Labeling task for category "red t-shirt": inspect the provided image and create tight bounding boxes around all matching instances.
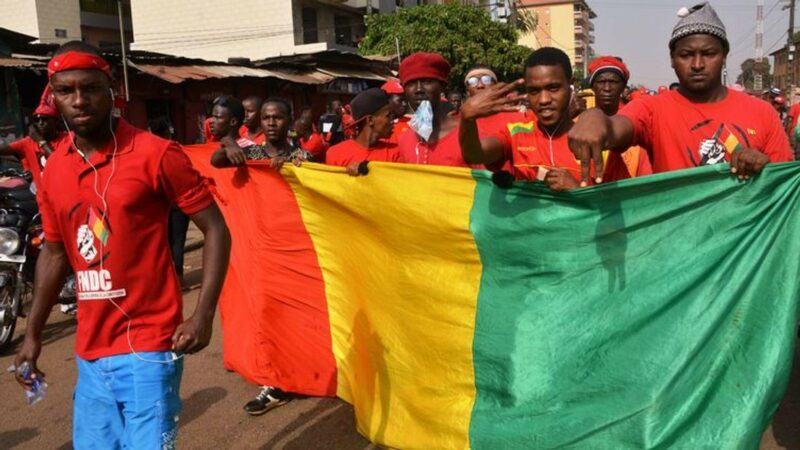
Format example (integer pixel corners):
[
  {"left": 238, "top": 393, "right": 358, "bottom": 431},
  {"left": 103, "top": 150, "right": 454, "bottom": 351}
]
[
  {"left": 239, "top": 125, "right": 266, "bottom": 145},
  {"left": 9, "top": 137, "right": 45, "bottom": 187},
  {"left": 342, "top": 113, "right": 356, "bottom": 140},
  {"left": 38, "top": 119, "right": 214, "bottom": 360},
  {"left": 326, "top": 139, "right": 400, "bottom": 166},
  {"left": 386, "top": 116, "right": 412, "bottom": 144},
  {"left": 477, "top": 111, "right": 535, "bottom": 137},
  {"left": 300, "top": 132, "right": 328, "bottom": 162},
  {"left": 602, "top": 147, "right": 653, "bottom": 182},
  {"left": 620, "top": 90, "right": 792, "bottom": 173},
  {"left": 7, "top": 133, "right": 68, "bottom": 187},
  {"left": 788, "top": 104, "right": 800, "bottom": 131},
  {"left": 491, "top": 120, "right": 592, "bottom": 181},
  {"left": 398, "top": 127, "right": 482, "bottom": 168}
]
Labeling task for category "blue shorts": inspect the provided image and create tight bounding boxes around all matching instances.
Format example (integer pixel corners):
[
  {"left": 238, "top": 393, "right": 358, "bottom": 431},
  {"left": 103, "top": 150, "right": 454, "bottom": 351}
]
[{"left": 73, "top": 352, "right": 183, "bottom": 450}]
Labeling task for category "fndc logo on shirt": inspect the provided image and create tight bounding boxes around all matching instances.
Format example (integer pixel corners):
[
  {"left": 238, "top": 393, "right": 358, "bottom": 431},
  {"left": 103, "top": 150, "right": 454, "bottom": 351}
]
[
  {"left": 688, "top": 120, "right": 750, "bottom": 167},
  {"left": 74, "top": 204, "right": 111, "bottom": 265},
  {"left": 72, "top": 204, "right": 126, "bottom": 300}
]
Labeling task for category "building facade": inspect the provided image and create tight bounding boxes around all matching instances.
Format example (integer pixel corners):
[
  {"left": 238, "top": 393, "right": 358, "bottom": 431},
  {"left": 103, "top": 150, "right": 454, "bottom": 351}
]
[
  {"left": 0, "top": 0, "right": 132, "bottom": 48},
  {"left": 130, "top": 0, "right": 395, "bottom": 62},
  {"left": 515, "top": 0, "right": 596, "bottom": 73},
  {"left": 770, "top": 42, "right": 799, "bottom": 94}
]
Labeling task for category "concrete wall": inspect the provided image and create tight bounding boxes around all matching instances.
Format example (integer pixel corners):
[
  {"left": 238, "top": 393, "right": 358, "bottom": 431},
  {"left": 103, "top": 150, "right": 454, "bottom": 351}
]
[
  {"left": 0, "top": 0, "right": 81, "bottom": 43},
  {"left": 35, "top": 0, "right": 82, "bottom": 43},
  {"left": 0, "top": 0, "right": 40, "bottom": 39},
  {"left": 130, "top": 0, "right": 298, "bottom": 61}
]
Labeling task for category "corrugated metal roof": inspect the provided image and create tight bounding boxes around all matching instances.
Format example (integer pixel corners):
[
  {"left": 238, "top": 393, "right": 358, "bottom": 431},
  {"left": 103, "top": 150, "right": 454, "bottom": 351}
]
[
  {"left": 317, "top": 67, "right": 387, "bottom": 81},
  {"left": 129, "top": 63, "right": 336, "bottom": 85},
  {"left": 0, "top": 57, "right": 45, "bottom": 68}
]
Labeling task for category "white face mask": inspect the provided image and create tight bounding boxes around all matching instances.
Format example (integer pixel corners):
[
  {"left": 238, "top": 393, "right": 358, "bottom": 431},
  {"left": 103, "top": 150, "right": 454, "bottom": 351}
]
[{"left": 409, "top": 100, "right": 434, "bottom": 141}]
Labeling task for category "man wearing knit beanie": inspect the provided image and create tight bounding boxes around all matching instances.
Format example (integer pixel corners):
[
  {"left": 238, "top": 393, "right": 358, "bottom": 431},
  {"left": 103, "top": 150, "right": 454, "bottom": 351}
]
[
  {"left": 396, "top": 52, "right": 476, "bottom": 167},
  {"left": 569, "top": 2, "right": 792, "bottom": 185}
]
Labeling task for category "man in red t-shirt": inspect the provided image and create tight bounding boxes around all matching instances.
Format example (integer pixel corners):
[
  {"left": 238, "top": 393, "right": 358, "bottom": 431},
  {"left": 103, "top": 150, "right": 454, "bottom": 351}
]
[
  {"left": 13, "top": 42, "right": 231, "bottom": 449},
  {"left": 294, "top": 117, "right": 327, "bottom": 162},
  {"left": 0, "top": 87, "right": 65, "bottom": 187},
  {"left": 787, "top": 102, "right": 800, "bottom": 160},
  {"left": 326, "top": 88, "right": 399, "bottom": 172},
  {"left": 569, "top": 3, "right": 792, "bottom": 185},
  {"left": 239, "top": 96, "right": 266, "bottom": 145},
  {"left": 210, "top": 95, "right": 251, "bottom": 147},
  {"left": 460, "top": 47, "right": 593, "bottom": 191},
  {"left": 396, "top": 52, "right": 470, "bottom": 167},
  {"left": 586, "top": 55, "right": 653, "bottom": 182},
  {"left": 381, "top": 79, "right": 411, "bottom": 144}
]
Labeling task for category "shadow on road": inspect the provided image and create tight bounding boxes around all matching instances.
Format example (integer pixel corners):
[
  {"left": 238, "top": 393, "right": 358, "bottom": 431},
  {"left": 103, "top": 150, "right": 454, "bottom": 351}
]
[
  {"left": 0, "top": 427, "right": 39, "bottom": 448},
  {"left": 0, "top": 316, "right": 76, "bottom": 356},
  {"left": 258, "top": 399, "right": 376, "bottom": 450},
  {"left": 180, "top": 386, "right": 228, "bottom": 428},
  {"left": 771, "top": 343, "right": 799, "bottom": 450}
]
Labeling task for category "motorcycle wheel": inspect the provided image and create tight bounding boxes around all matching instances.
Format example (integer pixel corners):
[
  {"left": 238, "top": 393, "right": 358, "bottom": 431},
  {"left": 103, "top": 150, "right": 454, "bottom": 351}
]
[{"left": 0, "top": 270, "right": 19, "bottom": 352}]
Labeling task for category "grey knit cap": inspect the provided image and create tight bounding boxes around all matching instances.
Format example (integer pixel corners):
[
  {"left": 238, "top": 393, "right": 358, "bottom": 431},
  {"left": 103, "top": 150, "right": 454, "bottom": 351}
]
[{"left": 669, "top": 3, "right": 728, "bottom": 50}]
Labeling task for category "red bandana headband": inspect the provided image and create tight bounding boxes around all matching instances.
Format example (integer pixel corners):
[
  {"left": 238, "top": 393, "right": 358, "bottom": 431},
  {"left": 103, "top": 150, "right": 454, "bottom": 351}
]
[{"left": 47, "top": 51, "right": 112, "bottom": 79}]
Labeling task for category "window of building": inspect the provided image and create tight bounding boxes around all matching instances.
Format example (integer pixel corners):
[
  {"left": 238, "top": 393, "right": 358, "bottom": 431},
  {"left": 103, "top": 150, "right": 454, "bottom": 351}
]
[
  {"left": 302, "top": 8, "right": 318, "bottom": 44},
  {"left": 55, "top": 29, "right": 67, "bottom": 38},
  {"left": 334, "top": 15, "right": 352, "bottom": 46}
]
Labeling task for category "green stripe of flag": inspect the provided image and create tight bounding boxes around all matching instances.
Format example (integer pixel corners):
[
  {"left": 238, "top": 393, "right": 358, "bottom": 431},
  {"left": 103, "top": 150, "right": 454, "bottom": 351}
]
[{"left": 468, "top": 163, "right": 800, "bottom": 448}]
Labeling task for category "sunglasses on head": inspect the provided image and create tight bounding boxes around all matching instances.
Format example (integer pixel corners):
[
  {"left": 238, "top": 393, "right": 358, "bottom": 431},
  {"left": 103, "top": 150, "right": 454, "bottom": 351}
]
[{"left": 466, "top": 75, "right": 496, "bottom": 87}]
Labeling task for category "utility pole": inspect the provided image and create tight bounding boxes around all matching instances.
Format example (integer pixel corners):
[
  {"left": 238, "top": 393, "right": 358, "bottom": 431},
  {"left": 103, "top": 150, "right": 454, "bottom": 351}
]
[
  {"left": 117, "top": 0, "right": 130, "bottom": 102},
  {"left": 787, "top": 0, "right": 796, "bottom": 100},
  {"left": 755, "top": 0, "right": 764, "bottom": 91}
]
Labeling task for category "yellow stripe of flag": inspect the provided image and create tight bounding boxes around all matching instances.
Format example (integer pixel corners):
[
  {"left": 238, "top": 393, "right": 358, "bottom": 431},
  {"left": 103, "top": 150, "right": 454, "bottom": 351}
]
[{"left": 284, "top": 163, "right": 482, "bottom": 449}]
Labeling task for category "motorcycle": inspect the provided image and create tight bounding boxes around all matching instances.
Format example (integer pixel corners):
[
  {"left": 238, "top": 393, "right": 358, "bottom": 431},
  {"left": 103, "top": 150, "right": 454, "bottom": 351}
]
[{"left": 0, "top": 167, "right": 41, "bottom": 352}]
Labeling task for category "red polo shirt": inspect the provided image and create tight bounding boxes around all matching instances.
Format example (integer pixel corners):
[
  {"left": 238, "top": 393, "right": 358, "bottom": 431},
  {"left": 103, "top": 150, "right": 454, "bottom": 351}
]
[
  {"left": 620, "top": 90, "right": 792, "bottom": 173},
  {"left": 38, "top": 119, "right": 214, "bottom": 360},
  {"left": 326, "top": 139, "right": 400, "bottom": 166}
]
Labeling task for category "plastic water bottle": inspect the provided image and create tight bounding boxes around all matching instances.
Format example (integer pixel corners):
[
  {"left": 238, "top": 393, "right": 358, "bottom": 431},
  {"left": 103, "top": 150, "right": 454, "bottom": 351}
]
[{"left": 18, "top": 362, "right": 47, "bottom": 405}]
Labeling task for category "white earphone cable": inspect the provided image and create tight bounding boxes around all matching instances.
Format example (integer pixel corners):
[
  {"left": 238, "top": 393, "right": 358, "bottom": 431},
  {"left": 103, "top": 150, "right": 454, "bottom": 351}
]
[{"left": 63, "top": 95, "right": 181, "bottom": 365}]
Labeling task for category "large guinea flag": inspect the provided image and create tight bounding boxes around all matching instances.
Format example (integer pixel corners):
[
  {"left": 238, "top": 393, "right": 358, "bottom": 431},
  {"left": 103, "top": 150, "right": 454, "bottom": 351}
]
[{"left": 184, "top": 143, "right": 799, "bottom": 449}]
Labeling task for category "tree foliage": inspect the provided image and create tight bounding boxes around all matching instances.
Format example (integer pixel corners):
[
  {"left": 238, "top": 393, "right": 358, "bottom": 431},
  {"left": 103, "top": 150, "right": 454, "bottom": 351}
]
[
  {"left": 736, "top": 58, "right": 772, "bottom": 91},
  {"left": 359, "top": 3, "right": 532, "bottom": 89}
]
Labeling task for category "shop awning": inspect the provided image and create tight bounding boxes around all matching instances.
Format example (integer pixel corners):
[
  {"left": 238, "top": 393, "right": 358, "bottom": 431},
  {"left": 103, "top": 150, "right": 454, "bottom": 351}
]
[{"left": 129, "top": 62, "right": 337, "bottom": 85}]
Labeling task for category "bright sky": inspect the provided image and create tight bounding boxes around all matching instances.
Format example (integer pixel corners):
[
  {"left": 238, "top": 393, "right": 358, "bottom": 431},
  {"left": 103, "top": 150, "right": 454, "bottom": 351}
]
[{"left": 592, "top": 0, "right": 797, "bottom": 87}]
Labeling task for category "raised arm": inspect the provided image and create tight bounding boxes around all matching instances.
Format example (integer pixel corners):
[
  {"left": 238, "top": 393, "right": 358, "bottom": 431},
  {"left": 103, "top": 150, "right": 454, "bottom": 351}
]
[{"left": 459, "top": 80, "right": 524, "bottom": 166}]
